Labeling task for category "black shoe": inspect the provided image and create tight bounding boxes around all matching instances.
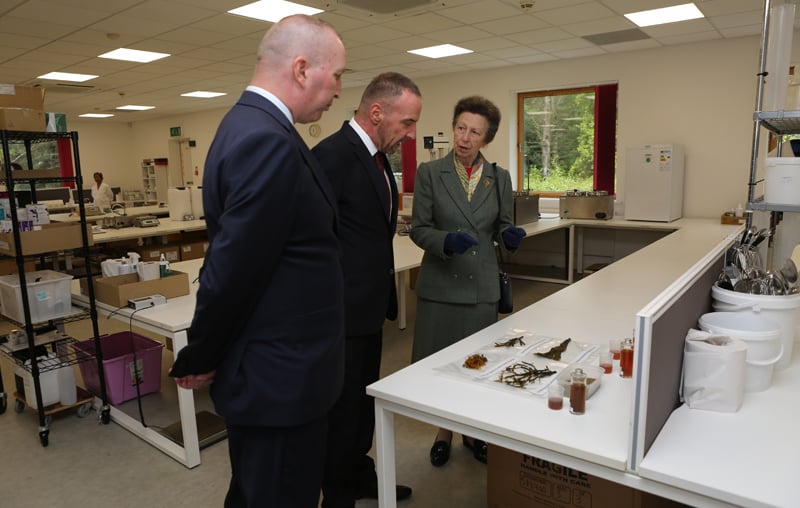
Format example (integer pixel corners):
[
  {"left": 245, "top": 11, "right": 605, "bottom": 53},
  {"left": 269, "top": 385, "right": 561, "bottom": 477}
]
[
  {"left": 429, "top": 439, "right": 451, "bottom": 467},
  {"left": 355, "top": 482, "right": 412, "bottom": 501},
  {"left": 462, "top": 436, "right": 488, "bottom": 464}
]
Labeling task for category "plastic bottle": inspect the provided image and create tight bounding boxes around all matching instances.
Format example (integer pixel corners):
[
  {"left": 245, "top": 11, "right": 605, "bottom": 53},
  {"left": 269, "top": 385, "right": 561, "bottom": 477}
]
[
  {"left": 159, "top": 253, "right": 169, "bottom": 277},
  {"left": 734, "top": 203, "right": 744, "bottom": 217}
]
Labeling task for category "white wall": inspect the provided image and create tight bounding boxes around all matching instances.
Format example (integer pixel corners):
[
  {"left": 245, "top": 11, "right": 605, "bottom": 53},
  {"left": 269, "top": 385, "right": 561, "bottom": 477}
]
[{"left": 71, "top": 34, "right": 765, "bottom": 220}]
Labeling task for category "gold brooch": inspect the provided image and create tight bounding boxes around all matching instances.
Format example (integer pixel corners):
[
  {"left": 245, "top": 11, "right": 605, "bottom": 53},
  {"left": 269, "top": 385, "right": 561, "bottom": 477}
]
[{"left": 483, "top": 178, "right": 491, "bottom": 188}]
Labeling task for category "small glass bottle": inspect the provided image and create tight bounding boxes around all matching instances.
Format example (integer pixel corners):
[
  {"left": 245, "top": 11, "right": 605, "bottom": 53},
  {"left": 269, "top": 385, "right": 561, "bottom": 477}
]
[
  {"left": 569, "top": 368, "right": 587, "bottom": 415},
  {"left": 620, "top": 337, "right": 634, "bottom": 378}
]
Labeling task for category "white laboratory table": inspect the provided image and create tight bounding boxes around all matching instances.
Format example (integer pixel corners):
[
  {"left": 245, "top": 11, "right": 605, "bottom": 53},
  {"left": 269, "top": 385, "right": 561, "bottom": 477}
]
[
  {"left": 71, "top": 237, "right": 424, "bottom": 466},
  {"left": 89, "top": 217, "right": 207, "bottom": 244},
  {"left": 368, "top": 219, "right": 755, "bottom": 508},
  {"left": 72, "top": 258, "right": 205, "bottom": 468},
  {"left": 50, "top": 204, "right": 169, "bottom": 223},
  {"left": 393, "top": 234, "right": 422, "bottom": 330},
  {"left": 637, "top": 359, "right": 800, "bottom": 508}
]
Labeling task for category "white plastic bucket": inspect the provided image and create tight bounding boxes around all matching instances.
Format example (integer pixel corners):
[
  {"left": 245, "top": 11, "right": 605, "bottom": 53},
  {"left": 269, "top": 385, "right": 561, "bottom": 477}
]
[
  {"left": 711, "top": 284, "right": 800, "bottom": 371},
  {"left": 698, "top": 312, "right": 783, "bottom": 392}
]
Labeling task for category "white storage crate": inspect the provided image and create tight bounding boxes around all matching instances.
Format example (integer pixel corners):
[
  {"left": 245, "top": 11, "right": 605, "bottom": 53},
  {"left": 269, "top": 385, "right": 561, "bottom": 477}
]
[{"left": 0, "top": 270, "right": 73, "bottom": 323}]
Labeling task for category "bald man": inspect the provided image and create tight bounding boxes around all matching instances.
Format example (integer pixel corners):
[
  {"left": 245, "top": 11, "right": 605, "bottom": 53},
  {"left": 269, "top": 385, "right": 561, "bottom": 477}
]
[{"left": 169, "top": 15, "right": 347, "bottom": 508}]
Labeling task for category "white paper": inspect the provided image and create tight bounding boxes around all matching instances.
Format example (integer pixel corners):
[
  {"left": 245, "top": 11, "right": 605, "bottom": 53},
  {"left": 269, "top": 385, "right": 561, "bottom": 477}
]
[{"left": 681, "top": 328, "right": 747, "bottom": 413}]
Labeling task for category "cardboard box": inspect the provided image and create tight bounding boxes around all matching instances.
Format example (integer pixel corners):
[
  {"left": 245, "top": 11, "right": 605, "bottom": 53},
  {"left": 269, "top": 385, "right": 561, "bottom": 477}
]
[
  {"left": 0, "top": 84, "right": 45, "bottom": 109},
  {"left": 720, "top": 213, "right": 745, "bottom": 225},
  {"left": 179, "top": 241, "right": 207, "bottom": 261},
  {"left": 0, "top": 108, "right": 46, "bottom": 131},
  {"left": 141, "top": 245, "right": 180, "bottom": 263},
  {"left": 83, "top": 270, "right": 190, "bottom": 308},
  {"left": 0, "top": 257, "right": 36, "bottom": 275},
  {"left": 487, "top": 445, "right": 684, "bottom": 508},
  {"left": 0, "top": 222, "right": 93, "bottom": 256}
]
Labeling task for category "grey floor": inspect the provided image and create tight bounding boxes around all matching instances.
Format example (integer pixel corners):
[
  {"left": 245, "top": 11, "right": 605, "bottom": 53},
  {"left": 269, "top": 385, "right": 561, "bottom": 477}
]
[{"left": 0, "top": 278, "right": 562, "bottom": 508}]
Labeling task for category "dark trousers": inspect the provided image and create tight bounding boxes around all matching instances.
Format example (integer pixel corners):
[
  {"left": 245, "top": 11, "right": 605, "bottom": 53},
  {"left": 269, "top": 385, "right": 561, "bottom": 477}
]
[
  {"left": 321, "top": 330, "right": 383, "bottom": 508},
  {"left": 224, "top": 415, "right": 328, "bottom": 508}
]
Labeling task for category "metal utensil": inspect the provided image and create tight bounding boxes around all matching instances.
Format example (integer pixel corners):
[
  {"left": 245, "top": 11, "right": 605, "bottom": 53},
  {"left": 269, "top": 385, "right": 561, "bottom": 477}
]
[{"left": 780, "top": 258, "right": 798, "bottom": 290}]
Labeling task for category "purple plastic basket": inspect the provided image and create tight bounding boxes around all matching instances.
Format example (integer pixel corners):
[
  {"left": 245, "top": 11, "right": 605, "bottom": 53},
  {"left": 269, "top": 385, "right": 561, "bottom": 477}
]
[{"left": 74, "top": 331, "right": 164, "bottom": 405}]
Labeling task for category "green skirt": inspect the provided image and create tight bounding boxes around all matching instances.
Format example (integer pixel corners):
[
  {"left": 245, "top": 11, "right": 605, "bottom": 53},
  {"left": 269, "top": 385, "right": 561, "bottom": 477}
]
[{"left": 411, "top": 298, "right": 497, "bottom": 363}]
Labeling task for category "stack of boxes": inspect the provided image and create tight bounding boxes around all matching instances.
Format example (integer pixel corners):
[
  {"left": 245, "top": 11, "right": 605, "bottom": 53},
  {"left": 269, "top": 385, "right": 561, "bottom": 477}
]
[{"left": 0, "top": 84, "right": 46, "bottom": 131}]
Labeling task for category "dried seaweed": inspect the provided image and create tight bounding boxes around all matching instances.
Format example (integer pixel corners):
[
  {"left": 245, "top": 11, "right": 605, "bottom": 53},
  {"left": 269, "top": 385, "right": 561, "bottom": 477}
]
[
  {"left": 496, "top": 361, "right": 556, "bottom": 388},
  {"left": 535, "top": 338, "right": 571, "bottom": 361},
  {"left": 463, "top": 353, "right": 488, "bottom": 369},
  {"left": 494, "top": 336, "right": 525, "bottom": 347}
]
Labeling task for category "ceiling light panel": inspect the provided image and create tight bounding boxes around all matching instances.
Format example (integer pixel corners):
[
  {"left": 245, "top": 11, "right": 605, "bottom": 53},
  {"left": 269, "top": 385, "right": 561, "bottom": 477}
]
[
  {"left": 408, "top": 44, "right": 473, "bottom": 58},
  {"left": 625, "top": 3, "right": 704, "bottom": 28},
  {"left": 99, "top": 48, "right": 170, "bottom": 63},
  {"left": 181, "top": 91, "right": 227, "bottom": 98},
  {"left": 228, "top": 1, "right": 323, "bottom": 23},
  {"left": 116, "top": 105, "right": 155, "bottom": 110},
  {"left": 38, "top": 71, "right": 98, "bottom": 82}
]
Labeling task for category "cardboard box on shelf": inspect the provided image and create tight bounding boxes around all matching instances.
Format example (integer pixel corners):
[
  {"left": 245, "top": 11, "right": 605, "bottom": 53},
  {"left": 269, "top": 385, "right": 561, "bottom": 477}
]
[
  {"left": 179, "top": 241, "right": 207, "bottom": 261},
  {"left": 720, "top": 213, "right": 745, "bottom": 225},
  {"left": 0, "top": 84, "right": 45, "bottom": 110},
  {"left": 0, "top": 222, "right": 92, "bottom": 256},
  {"left": 81, "top": 270, "right": 190, "bottom": 308},
  {"left": 0, "top": 257, "right": 36, "bottom": 275},
  {"left": 141, "top": 245, "right": 180, "bottom": 263},
  {"left": 0, "top": 108, "right": 46, "bottom": 131},
  {"left": 487, "top": 445, "right": 684, "bottom": 508}
]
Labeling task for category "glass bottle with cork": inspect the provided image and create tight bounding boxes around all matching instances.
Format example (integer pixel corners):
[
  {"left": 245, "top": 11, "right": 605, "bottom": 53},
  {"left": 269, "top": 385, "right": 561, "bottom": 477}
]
[
  {"left": 619, "top": 337, "right": 634, "bottom": 378},
  {"left": 569, "top": 368, "right": 587, "bottom": 415}
]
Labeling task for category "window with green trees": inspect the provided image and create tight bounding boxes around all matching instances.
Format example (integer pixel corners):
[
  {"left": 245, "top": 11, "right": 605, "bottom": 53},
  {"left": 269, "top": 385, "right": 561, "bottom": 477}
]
[{"left": 517, "top": 84, "right": 617, "bottom": 196}]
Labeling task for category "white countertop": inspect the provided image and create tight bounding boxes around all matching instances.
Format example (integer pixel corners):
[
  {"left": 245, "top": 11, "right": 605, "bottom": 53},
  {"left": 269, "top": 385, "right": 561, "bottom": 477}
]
[{"left": 368, "top": 218, "right": 753, "bottom": 505}]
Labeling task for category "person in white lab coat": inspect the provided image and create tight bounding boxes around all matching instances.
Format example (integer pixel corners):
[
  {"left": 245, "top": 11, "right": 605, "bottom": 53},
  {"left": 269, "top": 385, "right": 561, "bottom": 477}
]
[{"left": 91, "top": 171, "right": 114, "bottom": 210}]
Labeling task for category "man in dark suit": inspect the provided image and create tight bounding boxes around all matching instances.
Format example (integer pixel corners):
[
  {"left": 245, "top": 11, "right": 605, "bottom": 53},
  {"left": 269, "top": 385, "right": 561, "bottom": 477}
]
[
  {"left": 169, "top": 15, "right": 347, "bottom": 508},
  {"left": 312, "top": 72, "right": 422, "bottom": 507}
]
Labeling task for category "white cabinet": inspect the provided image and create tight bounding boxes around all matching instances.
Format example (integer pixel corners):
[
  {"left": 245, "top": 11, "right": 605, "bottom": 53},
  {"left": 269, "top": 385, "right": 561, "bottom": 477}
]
[{"left": 141, "top": 158, "right": 168, "bottom": 204}]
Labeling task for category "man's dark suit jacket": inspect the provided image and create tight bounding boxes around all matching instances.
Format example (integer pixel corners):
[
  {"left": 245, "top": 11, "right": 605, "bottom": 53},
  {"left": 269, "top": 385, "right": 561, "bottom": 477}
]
[
  {"left": 312, "top": 121, "right": 398, "bottom": 335},
  {"left": 170, "top": 91, "right": 345, "bottom": 427}
]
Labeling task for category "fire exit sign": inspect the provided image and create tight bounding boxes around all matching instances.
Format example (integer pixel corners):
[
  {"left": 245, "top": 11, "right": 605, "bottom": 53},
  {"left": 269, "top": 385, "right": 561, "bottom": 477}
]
[{"left": 169, "top": 126, "right": 182, "bottom": 137}]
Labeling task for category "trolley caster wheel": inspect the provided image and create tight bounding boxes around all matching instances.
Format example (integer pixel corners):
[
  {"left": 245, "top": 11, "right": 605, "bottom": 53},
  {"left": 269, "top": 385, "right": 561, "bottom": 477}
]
[
  {"left": 0, "top": 394, "right": 6, "bottom": 415},
  {"left": 101, "top": 408, "right": 111, "bottom": 424},
  {"left": 39, "top": 429, "right": 49, "bottom": 447},
  {"left": 14, "top": 400, "right": 25, "bottom": 414},
  {"left": 77, "top": 402, "right": 92, "bottom": 418}
]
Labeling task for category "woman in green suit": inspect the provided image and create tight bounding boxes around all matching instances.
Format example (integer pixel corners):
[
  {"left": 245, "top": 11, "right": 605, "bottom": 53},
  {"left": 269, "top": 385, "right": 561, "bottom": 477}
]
[{"left": 410, "top": 96, "right": 526, "bottom": 467}]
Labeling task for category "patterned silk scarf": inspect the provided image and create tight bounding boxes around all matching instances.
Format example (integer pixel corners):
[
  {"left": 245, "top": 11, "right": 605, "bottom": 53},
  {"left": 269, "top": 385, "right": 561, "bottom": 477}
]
[{"left": 454, "top": 152, "right": 485, "bottom": 202}]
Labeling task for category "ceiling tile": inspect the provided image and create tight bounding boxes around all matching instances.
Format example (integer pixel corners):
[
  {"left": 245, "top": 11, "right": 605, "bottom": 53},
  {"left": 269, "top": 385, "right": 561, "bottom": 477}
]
[
  {"left": 536, "top": 2, "right": 616, "bottom": 25},
  {"left": 384, "top": 12, "right": 462, "bottom": 34},
  {"left": 474, "top": 14, "right": 549, "bottom": 35},
  {"left": 437, "top": 0, "right": 521, "bottom": 24}
]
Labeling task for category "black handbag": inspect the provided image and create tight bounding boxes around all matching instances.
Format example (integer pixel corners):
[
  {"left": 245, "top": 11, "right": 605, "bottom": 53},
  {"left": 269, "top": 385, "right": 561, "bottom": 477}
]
[
  {"left": 493, "top": 163, "right": 513, "bottom": 314},
  {"left": 498, "top": 269, "right": 513, "bottom": 314}
]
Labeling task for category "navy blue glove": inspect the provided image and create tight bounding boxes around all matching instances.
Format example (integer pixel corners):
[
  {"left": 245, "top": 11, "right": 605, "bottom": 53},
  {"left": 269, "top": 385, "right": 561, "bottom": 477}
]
[
  {"left": 502, "top": 227, "right": 526, "bottom": 250},
  {"left": 444, "top": 232, "right": 478, "bottom": 255}
]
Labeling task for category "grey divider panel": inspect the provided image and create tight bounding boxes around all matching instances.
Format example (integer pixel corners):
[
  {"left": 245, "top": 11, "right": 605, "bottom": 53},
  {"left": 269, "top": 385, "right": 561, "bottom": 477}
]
[{"left": 629, "top": 253, "right": 724, "bottom": 470}]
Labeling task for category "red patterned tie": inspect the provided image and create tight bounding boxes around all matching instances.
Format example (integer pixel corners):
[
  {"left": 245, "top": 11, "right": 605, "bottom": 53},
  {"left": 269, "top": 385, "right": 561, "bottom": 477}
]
[{"left": 374, "top": 152, "right": 391, "bottom": 216}]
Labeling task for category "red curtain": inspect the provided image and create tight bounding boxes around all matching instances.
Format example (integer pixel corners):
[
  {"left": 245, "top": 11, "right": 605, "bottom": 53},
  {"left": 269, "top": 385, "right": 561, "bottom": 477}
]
[
  {"left": 401, "top": 138, "right": 416, "bottom": 193},
  {"left": 593, "top": 83, "right": 618, "bottom": 194},
  {"left": 57, "top": 138, "right": 75, "bottom": 188}
]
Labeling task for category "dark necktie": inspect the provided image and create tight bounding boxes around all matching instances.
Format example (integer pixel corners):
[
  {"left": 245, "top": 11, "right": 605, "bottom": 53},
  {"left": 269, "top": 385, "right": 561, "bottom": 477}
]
[{"left": 374, "top": 152, "right": 391, "bottom": 216}]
